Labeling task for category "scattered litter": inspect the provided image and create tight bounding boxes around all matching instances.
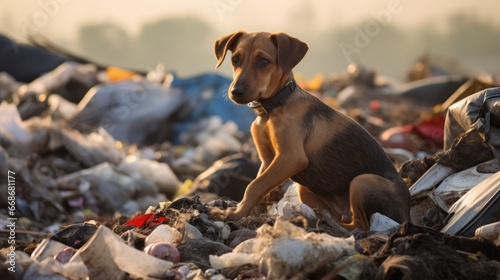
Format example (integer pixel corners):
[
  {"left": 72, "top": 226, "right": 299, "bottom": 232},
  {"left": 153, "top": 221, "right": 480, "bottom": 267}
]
[
  {"left": 144, "top": 224, "right": 182, "bottom": 246},
  {"left": 475, "top": 221, "right": 500, "bottom": 246},
  {"left": 143, "top": 242, "right": 181, "bottom": 263},
  {"left": 432, "top": 159, "right": 499, "bottom": 211},
  {"left": 117, "top": 155, "right": 181, "bottom": 196},
  {"left": 369, "top": 213, "right": 400, "bottom": 232},
  {"left": 441, "top": 171, "right": 500, "bottom": 236},
  {"left": 72, "top": 225, "right": 173, "bottom": 279},
  {"left": 211, "top": 219, "right": 357, "bottom": 279}
]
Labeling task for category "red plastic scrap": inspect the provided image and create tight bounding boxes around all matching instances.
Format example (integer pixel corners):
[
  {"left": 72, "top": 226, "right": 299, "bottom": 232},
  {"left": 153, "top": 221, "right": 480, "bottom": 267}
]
[
  {"left": 124, "top": 213, "right": 169, "bottom": 229},
  {"left": 411, "top": 116, "right": 445, "bottom": 149}
]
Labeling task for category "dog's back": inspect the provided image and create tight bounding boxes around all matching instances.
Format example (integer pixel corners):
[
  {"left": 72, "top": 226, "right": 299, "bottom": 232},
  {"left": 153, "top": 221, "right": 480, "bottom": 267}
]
[{"left": 289, "top": 90, "right": 409, "bottom": 221}]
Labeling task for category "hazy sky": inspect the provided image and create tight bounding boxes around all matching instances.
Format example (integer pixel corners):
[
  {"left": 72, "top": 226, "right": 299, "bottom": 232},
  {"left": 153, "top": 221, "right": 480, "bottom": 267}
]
[
  {"left": 2, "top": 0, "right": 500, "bottom": 42},
  {"left": 1, "top": 0, "right": 500, "bottom": 78}
]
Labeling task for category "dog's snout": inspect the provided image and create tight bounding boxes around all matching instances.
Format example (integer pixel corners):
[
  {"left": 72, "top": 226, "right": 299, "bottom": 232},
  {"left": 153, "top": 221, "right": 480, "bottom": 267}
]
[{"left": 231, "top": 85, "right": 246, "bottom": 96}]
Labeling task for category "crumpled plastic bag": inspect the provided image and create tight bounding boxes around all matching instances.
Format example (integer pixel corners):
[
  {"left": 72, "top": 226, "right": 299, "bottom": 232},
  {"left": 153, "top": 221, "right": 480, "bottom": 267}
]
[
  {"left": 48, "top": 126, "right": 124, "bottom": 167},
  {"left": 71, "top": 225, "right": 173, "bottom": 280},
  {"left": 0, "top": 101, "right": 33, "bottom": 149},
  {"left": 444, "top": 87, "right": 500, "bottom": 151},
  {"left": 117, "top": 155, "right": 181, "bottom": 196},
  {"left": 441, "top": 171, "right": 500, "bottom": 236},
  {"left": 475, "top": 221, "right": 500, "bottom": 246},
  {"left": 0, "top": 71, "right": 20, "bottom": 101},
  {"left": 210, "top": 219, "right": 356, "bottom": 279},
  {"left": 73, "top": 80, "right": 185, "bottom": 145},
  {"left": 22, "top": 62, "right": 97, "bottom": 98},
  {"left": 180, "top": 116, "right": 242, "bottom": 167},
  {"left": 268, "top": 183, "right": 317, "bottom": 220},
  {"left": 56, "top": 162, "right": 164, "bottom": 215},
  {"left": 0, "top": 101, "right": 56, "bottom": 157},
  {"left": 23, "top": 257, "right": 89, "bottom": 280}
]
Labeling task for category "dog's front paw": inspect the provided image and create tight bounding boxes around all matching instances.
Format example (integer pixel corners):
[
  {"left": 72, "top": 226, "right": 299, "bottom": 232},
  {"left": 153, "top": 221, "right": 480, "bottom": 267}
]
[
  {"left": 224, "top": 207, "right": 242, "bottom": 220},
  {"left": 209, "top": 207, "right": 227, "bottom": 220},
  {"left": 209, "top": 206, "right": 243, "bottom": 221}
]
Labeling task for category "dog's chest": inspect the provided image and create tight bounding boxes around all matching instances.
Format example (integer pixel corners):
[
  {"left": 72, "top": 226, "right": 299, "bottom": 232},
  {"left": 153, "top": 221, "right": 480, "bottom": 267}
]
[
  {"left": 252, "top": 113, "right": 296, "bottom": 157},
  {"left": 252, "top": 117, "right": 275, "bottom": 146}
]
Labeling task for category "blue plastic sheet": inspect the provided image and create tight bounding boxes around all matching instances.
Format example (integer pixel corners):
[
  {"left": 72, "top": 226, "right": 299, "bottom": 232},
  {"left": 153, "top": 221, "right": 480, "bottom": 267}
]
[
  {"left": 169, "top": 73, "right": 255, "bottom": 144},
  {"left": 74, "top": 73, "right": 255, "bottom": 145}
]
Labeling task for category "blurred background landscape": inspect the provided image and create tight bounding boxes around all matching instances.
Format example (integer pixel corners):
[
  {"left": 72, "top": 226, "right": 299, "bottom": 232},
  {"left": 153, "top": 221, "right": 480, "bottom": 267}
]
[{"left": 1, "top": 0, "right": 500, "bottom": 80}]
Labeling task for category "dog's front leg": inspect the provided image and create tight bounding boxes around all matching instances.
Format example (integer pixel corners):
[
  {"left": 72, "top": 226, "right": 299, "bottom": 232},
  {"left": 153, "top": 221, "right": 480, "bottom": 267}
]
[
  {"left": 225, "top": 114, "right": 310, "bottom": 219},
  {"left": 227, "top": 148, "right": 308, "bottom": 219},
  {"left": 257, "top": 160, "right": 270, "bottom": 177},
  {"left": 252, "top": 121, "right": 275, "bottom": 177}
]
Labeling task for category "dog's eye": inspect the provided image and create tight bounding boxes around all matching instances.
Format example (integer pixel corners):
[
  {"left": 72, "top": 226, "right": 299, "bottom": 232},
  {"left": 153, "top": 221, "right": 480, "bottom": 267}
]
[
  {"left": 257, "top": 58, "right": 270, "bottom": 67},
  {"left": 231, "top": 55, "right": 240, "bottom": 65}
]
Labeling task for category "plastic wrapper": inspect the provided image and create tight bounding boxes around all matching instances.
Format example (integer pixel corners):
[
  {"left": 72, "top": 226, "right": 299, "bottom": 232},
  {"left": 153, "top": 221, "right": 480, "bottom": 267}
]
[
  {"left": 444, "top": 87, "right": 500, "bottom": 151},
  {"left": 210, "top": 219, "right": 356, "bottom": 279}
]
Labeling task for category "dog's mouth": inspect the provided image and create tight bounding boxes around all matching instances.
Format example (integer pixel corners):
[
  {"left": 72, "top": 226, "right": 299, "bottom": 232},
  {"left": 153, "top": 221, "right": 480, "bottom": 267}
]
[
  {"left": 230, "top": 97, "right": 250, "bottom": 105},
  {"left": 230, "top": 91, "right": 262, "bottom": 105}
]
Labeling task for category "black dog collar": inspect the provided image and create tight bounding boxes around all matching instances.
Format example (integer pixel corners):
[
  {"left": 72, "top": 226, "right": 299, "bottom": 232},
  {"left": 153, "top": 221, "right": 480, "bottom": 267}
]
[{"left": 248, "top": 79, "right": 297, "bottom": 116}]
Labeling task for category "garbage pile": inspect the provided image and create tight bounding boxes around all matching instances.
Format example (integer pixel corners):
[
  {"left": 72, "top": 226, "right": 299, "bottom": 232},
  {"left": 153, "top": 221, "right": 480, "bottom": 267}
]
[{"left": 1, "top": 35, "right": 500, "bottom": 279}]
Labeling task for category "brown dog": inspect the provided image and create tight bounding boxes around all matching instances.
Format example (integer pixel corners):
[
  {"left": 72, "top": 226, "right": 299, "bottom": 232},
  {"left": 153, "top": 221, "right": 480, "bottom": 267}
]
[{"left": 213, "top": 30, "right": 410, "bottom": 230}]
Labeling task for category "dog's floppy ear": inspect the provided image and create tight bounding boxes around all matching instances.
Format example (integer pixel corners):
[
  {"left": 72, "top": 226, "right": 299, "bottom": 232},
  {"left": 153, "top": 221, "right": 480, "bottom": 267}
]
[
  {"left": 270, "top": 32, "right": 309, "bottom": 73},
  {"left": 214, "top": 30, "right": 246, "bottom": 68}
]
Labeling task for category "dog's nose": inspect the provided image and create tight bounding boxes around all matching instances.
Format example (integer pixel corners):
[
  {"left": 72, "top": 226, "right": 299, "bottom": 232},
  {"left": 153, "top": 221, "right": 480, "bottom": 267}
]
[{"left": 231, "top": 85, "right": 245, "bottom": 96}]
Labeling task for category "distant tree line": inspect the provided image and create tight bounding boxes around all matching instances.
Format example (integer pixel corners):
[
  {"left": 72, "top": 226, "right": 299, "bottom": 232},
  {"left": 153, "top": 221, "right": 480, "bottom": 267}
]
[{"left": 76, "top": 13, "right": 500, "bottom": 79}]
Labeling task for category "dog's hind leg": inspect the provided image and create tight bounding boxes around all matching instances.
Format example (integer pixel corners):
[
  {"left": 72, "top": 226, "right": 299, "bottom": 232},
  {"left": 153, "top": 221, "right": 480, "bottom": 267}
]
[
  {"left": 297, "top": 184, "right": 349, "bottom": 224},
  {"left": 348, "top": 174, "right": 411, "bottom": 231}
]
